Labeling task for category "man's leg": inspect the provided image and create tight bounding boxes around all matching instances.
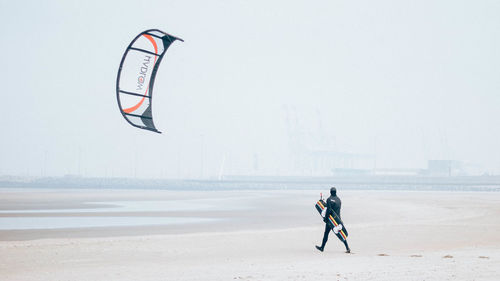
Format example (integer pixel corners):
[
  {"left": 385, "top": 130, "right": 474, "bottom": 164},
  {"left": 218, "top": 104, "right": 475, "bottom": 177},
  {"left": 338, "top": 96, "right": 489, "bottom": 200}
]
[
  {"left": 316, "top": 224, "right": 331, "bottom": 252},
  {"left": 343, "top": 240, "right": 351, "bottom": 253}
]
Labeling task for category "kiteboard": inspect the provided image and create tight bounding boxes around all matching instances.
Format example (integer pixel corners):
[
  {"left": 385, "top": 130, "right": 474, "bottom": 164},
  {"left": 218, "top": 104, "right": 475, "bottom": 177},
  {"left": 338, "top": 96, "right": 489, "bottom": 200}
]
[{"left": 315, "top": 198, "right": 348, "bottom": 242}]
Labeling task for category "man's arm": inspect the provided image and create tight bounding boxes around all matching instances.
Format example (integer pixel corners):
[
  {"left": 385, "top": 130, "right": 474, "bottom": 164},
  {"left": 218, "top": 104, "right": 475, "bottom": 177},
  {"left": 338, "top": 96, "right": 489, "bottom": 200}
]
[
  {"left": 323, "top": 198, "right": 332, "bottom": 222},
  {"left": 326, "top": 198, "right": 336, "bottom": 217}
]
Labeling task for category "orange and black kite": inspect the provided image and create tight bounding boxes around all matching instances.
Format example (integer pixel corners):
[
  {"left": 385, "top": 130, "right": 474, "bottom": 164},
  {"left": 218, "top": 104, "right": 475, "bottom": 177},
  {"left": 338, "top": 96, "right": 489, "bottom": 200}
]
[{"left": 116, "top": 29, "right": 183, "bottom": 133}]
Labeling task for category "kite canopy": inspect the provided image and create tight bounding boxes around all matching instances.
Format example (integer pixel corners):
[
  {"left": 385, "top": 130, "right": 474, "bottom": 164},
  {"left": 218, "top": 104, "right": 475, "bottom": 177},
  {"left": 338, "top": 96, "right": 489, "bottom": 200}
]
[{"left": 116, "top": 29, "right": 183, "bottom": 133}]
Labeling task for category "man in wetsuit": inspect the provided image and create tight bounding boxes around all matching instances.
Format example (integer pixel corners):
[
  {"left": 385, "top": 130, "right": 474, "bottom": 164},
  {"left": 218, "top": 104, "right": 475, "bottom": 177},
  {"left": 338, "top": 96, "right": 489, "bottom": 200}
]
[{"left": 316, "top": 187, "right": 351, "bottom": 253}]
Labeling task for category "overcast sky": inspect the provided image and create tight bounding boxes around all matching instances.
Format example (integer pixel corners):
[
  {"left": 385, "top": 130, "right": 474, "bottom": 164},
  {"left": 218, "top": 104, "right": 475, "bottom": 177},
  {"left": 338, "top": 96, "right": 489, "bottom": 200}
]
[{"left": 1, "top": 0, "right": 499, "bottom": 178}]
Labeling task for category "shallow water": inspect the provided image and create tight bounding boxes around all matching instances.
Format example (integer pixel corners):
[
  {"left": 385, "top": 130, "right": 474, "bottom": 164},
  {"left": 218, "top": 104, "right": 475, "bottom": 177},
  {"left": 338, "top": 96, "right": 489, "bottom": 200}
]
[
  {"left": 0, "top": 216, "right": 217, "bottom": 230},
  {"left": 0, "top": 199, "right": 240, "bottom": 230},
  {"left": 0, "top": 198, "right": 249, "bottom": 214}
]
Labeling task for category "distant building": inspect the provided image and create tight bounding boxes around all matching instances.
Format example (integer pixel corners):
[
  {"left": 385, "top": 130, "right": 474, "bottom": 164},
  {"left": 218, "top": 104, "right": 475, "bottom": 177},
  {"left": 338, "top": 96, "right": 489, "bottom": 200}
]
[{"left": 425, "top": 160, "right": 464, "bottom": 176}]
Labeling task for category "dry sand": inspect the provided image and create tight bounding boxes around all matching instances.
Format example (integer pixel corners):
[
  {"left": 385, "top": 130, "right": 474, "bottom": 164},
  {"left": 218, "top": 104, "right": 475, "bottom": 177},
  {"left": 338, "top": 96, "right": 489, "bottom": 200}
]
[{"left": 0, "top": 189, "right": 499, "bottom": 280}]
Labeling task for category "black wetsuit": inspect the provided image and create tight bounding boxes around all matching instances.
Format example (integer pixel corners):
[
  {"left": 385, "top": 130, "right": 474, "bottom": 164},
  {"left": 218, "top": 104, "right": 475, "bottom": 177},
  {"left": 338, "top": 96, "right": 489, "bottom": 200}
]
[{"left": 319, "top": 195, "right": 350, "bottom": 252}]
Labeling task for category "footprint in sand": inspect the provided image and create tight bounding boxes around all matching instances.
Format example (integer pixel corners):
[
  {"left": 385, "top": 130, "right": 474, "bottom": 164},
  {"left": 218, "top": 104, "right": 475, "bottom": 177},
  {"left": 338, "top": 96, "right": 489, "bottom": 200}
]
[
  {"left": 478, "top": 256, "right": 490, "bottom": 259},
  {"left": 442, "top": 255, "right": 453, "bottom": 259},
  {"left": 410, "top": 254, "right": 423, "bottom": 257},
  {"left": 377, "top": 253, "right": 389, "bottom": 256}
]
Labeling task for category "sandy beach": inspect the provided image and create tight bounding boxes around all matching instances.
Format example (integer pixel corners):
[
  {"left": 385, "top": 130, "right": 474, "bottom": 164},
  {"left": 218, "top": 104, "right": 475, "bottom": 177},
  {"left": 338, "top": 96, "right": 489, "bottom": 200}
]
[{"left": 0, "top": 188, "right": 499, "bottom": 280}]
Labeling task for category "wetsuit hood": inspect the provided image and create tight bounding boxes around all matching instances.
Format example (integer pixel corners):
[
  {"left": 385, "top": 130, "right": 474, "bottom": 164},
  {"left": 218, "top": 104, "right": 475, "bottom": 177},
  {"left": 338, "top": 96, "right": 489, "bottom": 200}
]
[{"left": 330, "top": 187, "right": 337, "bottom": 196}]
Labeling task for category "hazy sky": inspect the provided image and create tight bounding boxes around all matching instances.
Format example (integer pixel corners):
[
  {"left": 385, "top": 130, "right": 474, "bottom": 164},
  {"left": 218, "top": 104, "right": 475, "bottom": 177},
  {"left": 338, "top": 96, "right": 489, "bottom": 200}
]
[{"left": 1, "top": 0, "right": 499, "bottom": 178}]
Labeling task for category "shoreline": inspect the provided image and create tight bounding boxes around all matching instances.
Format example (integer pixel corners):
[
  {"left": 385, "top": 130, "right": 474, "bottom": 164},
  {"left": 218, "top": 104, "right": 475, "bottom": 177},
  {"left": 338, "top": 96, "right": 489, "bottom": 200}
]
[{"left": 2, "top": 174, "right": 499, "bottom": 192}]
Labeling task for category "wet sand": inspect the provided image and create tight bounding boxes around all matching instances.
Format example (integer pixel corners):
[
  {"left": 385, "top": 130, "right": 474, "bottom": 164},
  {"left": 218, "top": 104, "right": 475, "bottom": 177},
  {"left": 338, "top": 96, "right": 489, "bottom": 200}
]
[{"left": 0, "top": 189, "right": 499, "bottom": 280}]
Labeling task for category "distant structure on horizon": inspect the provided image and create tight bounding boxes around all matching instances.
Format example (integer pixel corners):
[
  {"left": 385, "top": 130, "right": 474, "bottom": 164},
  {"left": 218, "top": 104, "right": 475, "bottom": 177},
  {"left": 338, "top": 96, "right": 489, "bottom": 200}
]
[
  {"left": 283, "top": 105, "right": 375, "bottom": 177},
  {"left": 423, "top": 160, "right": 464, "bottom": 177},
  {"left": 280, "top": 105, "right": 490, "bottom": 177}
]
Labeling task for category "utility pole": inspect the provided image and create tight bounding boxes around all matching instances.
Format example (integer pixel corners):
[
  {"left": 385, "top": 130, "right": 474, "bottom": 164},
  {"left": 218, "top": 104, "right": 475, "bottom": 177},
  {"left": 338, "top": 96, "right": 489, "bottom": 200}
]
[{"left": 200, "top": 134, "right": 205, "bottom": 179}]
